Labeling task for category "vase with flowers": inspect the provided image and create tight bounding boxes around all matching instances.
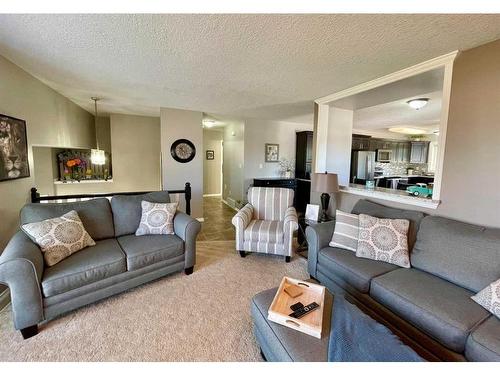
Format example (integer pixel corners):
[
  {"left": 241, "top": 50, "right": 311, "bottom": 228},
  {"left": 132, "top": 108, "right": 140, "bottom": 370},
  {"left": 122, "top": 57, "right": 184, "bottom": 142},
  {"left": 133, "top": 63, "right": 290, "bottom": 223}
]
[{"left": 278, "top": 157, "right": 295, "bottom": 178}]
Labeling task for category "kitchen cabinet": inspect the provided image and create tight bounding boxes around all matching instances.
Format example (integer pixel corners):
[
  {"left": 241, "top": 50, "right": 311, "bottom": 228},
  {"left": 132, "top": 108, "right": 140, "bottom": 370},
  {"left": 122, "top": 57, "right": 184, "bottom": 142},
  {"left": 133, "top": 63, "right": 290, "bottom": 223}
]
[
  {"left": 394, "top": 141, "right": 411, "bottom": 162},
  {"left": 410, "top": 141, "right": 430, "bottom": 164},
  {"left": 352, "top": 135, "right": 371, "bottom": 150},
  {"left": 295, "top": 131, "right": 313, "bottom": 179}
]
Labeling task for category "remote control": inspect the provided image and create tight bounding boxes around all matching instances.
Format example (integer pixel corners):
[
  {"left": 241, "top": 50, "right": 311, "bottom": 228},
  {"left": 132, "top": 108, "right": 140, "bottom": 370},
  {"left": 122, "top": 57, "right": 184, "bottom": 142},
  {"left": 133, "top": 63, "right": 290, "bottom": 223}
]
[
  {"left": 288, "top": 302, "right": 320, "bottom": 319},
  {"left": 290, "top": 302, "right": 304, "bottom": 312}
]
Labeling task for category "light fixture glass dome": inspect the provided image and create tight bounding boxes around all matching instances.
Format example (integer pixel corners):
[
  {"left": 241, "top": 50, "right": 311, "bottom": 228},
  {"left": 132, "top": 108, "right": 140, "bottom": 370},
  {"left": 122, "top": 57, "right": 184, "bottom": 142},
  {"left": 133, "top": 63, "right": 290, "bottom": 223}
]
[
  {"left": 91, "top": 149, "right": 106, "bottom": 165},
  {"left": 406, "top": 98, "right": 429, "bottom": 110}
]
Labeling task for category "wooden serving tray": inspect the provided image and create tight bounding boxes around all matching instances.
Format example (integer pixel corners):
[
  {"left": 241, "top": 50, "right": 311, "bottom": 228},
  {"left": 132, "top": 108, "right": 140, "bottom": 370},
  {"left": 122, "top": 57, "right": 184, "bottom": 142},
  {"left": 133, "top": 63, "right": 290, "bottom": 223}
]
[{"left": 268, "top": 277, "right": 326, "bottom": 338}]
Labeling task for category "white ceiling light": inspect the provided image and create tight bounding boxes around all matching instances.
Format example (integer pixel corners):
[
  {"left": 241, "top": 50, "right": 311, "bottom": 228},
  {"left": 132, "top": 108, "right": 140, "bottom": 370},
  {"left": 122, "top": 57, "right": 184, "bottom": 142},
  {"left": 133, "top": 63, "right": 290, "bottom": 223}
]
[
  {"left": 202, "top": 119, "right": 216, "bottom": 128},
  {"left": 406, "top": 98, "right": 429, "bottom": 110},
  {"left": 389, "top": 127, "right": 428, "bottom": 135}
]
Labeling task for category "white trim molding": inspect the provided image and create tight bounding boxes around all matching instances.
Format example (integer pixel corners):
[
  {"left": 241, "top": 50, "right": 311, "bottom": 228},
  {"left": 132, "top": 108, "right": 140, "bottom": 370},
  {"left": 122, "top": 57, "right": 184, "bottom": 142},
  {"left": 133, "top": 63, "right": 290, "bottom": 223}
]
[
  {"left": 203, "top": 193, "right": 222, "bottom": 197},
  {"left": 313, "top": 51, "right": 459, "bottom": 208},
  {"left": 0, "top": 288, "right": 10, "bottom": 311}
]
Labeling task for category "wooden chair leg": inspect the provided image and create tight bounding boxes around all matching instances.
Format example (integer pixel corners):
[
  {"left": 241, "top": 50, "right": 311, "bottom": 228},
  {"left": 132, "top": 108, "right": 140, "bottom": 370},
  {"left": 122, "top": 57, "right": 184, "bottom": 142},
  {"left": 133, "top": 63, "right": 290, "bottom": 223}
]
[
  {"left": 184, "top": 266, "right": 194, "bottom": 275},
  {"left": 285, "top": 256, "right": 291, "bottom": 263},
  {"left": 239, "top": 251, "right": 247, "bottom": 258},
  {"left": 20, "top": 325, "right": 38, "bottom": 339}
]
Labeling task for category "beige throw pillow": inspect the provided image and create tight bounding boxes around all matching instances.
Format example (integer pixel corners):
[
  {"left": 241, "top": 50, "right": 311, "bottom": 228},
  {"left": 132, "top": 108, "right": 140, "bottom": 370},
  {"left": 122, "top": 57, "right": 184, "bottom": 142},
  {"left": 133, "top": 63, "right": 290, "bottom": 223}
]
[
  {"left": 22, "top": 210, "right": 96, "bottom": 266},
  {"left": 356, "top": 214, "right": 411, "bottom": 268},
  {"left": 329, "top": 210, "right": 359, "bottom": 252},
  {"left": 136, "top": 201, "right": 178, "bottom": 236},
  {"left": 472, "top": 279, "right": 500, "bottom": 319}
]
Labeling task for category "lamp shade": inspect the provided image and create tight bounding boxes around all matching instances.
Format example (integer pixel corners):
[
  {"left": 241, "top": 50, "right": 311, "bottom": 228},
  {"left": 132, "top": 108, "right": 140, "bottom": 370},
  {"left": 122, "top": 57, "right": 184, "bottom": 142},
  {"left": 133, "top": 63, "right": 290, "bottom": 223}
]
[{"left": 312, "top": 172, "right": 339, "bottom": 193}]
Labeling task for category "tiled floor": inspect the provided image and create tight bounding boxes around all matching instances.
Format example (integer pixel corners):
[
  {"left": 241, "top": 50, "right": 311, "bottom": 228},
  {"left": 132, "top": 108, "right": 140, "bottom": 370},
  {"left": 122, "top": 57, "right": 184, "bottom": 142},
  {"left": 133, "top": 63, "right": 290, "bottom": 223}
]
[{"left": 198, "top": 196, "right": 236, "bottom": 241}]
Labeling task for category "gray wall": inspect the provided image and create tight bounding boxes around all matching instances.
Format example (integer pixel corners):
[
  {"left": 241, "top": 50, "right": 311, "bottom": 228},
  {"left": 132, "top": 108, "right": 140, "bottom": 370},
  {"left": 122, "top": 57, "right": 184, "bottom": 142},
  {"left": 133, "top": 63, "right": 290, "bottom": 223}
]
[
  {"left": 203, "top": 129, "right": 223, "bottom": 195},
  {"left": 160, "top": 107, "right": 203, "bottom": 218},
  {"left": 243, "top": 119, "right": 313, "bottom": 193},
  {"left": 222, "top": 122, "right": 245, "bottom": 205},
  {"left": 322, "top": 39, "right": 500, "bottom": 228}
]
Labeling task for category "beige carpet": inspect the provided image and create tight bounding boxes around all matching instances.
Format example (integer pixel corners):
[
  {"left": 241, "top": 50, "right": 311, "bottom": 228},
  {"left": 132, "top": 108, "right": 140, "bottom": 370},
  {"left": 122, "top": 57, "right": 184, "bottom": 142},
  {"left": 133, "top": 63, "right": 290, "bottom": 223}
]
[{"left": 0, "top": 241, "right": 308, "bottom": 361}]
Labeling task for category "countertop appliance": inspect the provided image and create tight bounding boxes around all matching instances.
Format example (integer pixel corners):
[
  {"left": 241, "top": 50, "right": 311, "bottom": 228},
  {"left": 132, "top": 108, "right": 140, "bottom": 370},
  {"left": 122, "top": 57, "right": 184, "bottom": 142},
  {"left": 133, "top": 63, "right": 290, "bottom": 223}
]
[
  {"left": 351, "top": 151, "right": 376, "bottom": 184},
  {"left": 376, "top": 149, "right": 392, "bottom": 163}
]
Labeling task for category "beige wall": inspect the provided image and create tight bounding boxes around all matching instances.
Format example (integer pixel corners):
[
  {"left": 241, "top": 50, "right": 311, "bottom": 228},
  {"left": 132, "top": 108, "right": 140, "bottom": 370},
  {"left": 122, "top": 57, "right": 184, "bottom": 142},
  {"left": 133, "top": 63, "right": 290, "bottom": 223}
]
[
  {"left": 0, "top": 54, "right": 95, "bottom": 252},
  {"left": 203, "top": 129, "right": 223, "bottom": 195},
  {"left": 324, "top": 39, "right": 500, "bottom": 228},
  {"left": 243, "top": 118, "right": 313, "bottom": 193},
  {"left": 160, "top": 108, "right": 203, "bottom": 218},
  {"left": 222, "top": 122, "right": 245, "bottom": 205}
]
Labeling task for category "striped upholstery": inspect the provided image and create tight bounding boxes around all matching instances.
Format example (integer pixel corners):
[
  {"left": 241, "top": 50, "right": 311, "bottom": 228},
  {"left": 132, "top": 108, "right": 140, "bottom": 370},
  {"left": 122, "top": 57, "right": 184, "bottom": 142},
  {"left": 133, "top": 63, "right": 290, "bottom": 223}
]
[
  {"left": 329, "top": 210, "right": 359, "bottom": 252},
  {"left": 248, "top": 187, "right": 294, "bottom": 221},
  {"left": 231, "top": 187, "right": 298, "bottom": 256}
]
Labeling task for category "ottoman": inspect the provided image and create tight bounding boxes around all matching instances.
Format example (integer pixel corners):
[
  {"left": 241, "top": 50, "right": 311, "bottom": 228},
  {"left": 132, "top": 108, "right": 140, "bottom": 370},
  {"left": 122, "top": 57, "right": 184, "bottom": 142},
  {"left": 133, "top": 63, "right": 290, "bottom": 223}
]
[{"left": 251, "top": 287, "right": 333, "bottom": 362}]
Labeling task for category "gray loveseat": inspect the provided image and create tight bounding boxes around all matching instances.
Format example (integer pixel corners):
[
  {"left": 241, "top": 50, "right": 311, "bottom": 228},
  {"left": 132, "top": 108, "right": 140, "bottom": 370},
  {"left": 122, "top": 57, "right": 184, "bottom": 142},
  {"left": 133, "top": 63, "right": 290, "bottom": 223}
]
[
  {"left": 306, "top": 199, "right": 500, "bottom": 361},
  {"left": 0, "top": 191, "right": 201, "bottom": 339}
]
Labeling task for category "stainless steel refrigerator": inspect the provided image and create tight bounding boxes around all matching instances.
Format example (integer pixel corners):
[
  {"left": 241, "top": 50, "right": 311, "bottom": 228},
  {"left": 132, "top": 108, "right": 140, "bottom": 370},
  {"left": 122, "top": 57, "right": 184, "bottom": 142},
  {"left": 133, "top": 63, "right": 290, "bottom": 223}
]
[{"left": 350, "top": 151, "right": 376, "bottom": 184}]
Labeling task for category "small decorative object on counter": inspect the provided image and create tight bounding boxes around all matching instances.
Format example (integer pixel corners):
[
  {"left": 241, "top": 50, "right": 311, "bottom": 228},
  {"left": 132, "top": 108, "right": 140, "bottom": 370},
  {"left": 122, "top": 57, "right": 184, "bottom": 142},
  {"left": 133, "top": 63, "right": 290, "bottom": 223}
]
[
  {"left": 366, "top": 180, "right": 375, "bottom": 189},
  {"left": 406, "top": 183, "right": 433, "bottom": 198}
]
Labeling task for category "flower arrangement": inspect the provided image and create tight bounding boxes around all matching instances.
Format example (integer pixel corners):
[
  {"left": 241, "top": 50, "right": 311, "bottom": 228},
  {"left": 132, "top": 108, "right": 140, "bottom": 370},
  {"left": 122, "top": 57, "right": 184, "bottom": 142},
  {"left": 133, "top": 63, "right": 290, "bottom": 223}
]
[
  {"left": 66, "top": 158, "right": 82, "bottom": 168},
  {"left": 278, "top": 157, "right": 295, "bottom": 178}
]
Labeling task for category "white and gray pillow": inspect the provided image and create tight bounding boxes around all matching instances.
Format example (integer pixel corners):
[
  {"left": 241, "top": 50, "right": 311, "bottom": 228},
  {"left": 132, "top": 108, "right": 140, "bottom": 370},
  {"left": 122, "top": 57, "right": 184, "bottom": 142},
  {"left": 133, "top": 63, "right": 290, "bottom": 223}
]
[
  {"left": 356, "top": 214, "right": 411, "bottom": 268},
  {"left": 21, "top": 210, "right": 96, "bottom": 266},
  {"left": 135, "top": 201, "right": 178, "bottom": 236},
  {"left": 329, "top": 210, "right": 359, "bottom": 252},
  {"left": 472, "top": 278, "right": 500, "bottom": 319}
]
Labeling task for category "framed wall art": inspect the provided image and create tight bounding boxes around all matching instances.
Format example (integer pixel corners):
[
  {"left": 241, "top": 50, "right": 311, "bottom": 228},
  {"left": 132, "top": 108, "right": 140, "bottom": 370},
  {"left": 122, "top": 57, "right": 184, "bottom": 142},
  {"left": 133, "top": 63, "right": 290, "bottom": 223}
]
[
  {"left": 265, "top": 143, "right": 279, "bottom": 162},
  {"left": 206, "top": 150, "right": 214, "bottom": 160},
  {"left": 0, "top": 114, "right": 30, "bottom": 182}
]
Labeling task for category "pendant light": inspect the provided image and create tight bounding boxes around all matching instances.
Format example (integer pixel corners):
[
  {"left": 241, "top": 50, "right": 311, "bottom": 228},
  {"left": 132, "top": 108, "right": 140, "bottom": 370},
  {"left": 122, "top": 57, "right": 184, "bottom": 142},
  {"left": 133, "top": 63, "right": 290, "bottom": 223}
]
[{"left": 90, "top": 97, "right": 106, "bottom": 165}]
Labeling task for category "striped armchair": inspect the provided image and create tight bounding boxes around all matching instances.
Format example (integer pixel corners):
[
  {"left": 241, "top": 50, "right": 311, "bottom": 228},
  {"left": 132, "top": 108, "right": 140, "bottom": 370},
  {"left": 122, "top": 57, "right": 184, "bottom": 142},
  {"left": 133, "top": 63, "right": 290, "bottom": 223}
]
[{"left": 231, "top": 187, "right": 298, "bottom": 262}]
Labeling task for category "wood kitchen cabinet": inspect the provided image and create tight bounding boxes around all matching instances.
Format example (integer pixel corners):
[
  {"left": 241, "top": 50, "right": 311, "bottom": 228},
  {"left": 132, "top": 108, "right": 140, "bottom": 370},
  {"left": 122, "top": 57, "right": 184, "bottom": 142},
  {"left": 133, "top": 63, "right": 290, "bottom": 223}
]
[
  {"left": 410, "top": 141, "right": 430, "bottom": 163},
  {"left": 352, "top": 135, "right": 371, "bottom": 150}
]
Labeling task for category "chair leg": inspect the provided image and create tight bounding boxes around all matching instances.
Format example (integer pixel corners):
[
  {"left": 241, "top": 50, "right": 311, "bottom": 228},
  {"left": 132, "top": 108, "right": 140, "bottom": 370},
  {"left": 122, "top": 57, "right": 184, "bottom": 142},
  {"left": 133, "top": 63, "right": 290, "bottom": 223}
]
[
  {"left": 285, "top": 256, "right": 291, "bottom": 263},
  {"left": 184, "top": 266, "right": 194, "bottom": 275},
  {"left": 239, "top": 251, "right": 247, "bottom": 258},
  {"left": 20, "top": 325, "right": 38, "bottom": 339}
]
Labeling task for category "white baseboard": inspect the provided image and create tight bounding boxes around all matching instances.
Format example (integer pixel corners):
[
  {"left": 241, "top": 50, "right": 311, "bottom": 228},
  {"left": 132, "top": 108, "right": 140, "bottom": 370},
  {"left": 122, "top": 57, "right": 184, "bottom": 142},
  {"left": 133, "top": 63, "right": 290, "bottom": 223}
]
[
  {"left": 203, "top": 194, "right": 222, "bottom": 197},
  {"left": 221, "top": 199, "right": 238, "bottom": 212},
  {"left": 196, "top": 217, "right": 205, "bottom": 222},
  {"left": 0, "top": 288, "right": 10, "bottom": 312}
]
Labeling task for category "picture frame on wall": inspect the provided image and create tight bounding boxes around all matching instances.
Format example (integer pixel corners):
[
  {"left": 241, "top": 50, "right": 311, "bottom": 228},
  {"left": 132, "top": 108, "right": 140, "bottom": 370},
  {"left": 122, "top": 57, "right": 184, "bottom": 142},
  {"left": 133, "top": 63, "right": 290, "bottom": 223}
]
[
  {"left": 305, "top": 204, "right": 320, "bottom": 222},
  {"left": 0, "top": 114, "right": 30, "bottom": 182},
  {"left": 265, "top": 143, "right": 279, "bottom": 162},
  {"left": 206, "top": 150, "right": 215, "bottom": 160}
]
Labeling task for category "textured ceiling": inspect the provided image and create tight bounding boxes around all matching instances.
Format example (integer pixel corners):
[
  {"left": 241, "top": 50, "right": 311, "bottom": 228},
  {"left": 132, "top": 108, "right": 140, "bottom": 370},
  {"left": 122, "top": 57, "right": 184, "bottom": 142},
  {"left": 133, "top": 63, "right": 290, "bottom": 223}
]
[{"left": 0, "top": 14, "right": 499, "bottom": 123}]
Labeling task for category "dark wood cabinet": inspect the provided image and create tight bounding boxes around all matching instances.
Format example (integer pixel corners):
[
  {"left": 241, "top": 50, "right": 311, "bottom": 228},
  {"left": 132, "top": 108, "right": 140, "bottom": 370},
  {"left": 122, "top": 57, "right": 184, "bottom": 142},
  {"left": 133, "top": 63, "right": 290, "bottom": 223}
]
[
  {"left": 295, "top": 131, "right": 313, "bottom": 180},
  {"left": 410, "top": 141, "right": 430, "bottom": 163},
  {"left": 352, "top": 134, "right": 371, "bottom": 150}
]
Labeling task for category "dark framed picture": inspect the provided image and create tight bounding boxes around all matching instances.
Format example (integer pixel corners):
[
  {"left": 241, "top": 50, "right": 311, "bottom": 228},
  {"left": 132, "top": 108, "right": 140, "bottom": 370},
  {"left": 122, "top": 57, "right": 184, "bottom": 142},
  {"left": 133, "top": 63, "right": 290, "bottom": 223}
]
[
  {"left": 170, "top": 139, "right": 196, "bottom": 163},
  {"left": 206, "top": 150, "right": 214, "bottom": 160},
  {"left": 0, "top": 114, "right": 30, "bottom": 182},
  {"left": 265, "top": 143, "right": 279, "bottom": 162}
]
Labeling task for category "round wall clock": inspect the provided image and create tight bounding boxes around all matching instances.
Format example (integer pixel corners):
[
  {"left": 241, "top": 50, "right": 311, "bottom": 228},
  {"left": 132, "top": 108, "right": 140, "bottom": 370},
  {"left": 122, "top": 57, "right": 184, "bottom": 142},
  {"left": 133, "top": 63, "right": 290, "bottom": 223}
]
[{"left": 170, "top": 139, "right": 196, "bottom": 163}]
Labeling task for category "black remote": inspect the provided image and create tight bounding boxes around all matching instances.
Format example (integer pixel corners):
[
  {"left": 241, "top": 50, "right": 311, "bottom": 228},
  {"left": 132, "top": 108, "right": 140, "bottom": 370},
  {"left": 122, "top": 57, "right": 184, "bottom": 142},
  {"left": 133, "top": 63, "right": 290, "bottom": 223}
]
[
  {"left": 290, "top": 302, "right": 304, "bottom": 312},
  {"left": 288, "top": 302, "right": 320, "bottom": 319}
]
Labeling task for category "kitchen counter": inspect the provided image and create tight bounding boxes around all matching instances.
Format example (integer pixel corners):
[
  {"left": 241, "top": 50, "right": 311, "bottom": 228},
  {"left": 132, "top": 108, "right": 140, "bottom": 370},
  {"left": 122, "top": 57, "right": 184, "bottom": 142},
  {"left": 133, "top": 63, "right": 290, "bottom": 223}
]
[{"left": 373, "top": 174, "right": 434, "bottom": 179}]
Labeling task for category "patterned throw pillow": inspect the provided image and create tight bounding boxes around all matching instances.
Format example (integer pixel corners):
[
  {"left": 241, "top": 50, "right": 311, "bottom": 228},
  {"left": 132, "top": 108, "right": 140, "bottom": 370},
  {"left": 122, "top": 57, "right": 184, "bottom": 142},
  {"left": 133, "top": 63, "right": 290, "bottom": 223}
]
[
  {"left": 21, "top": 210, "right": 96, "bottom": 267},
  {"left": 471, "top": 279, "right": 500, "bottom": 319},
  {"left": 356, "top": 214, "right": 411, "bottom": 268},
  {"left": 329, "top": 210, "right": 359, "bottom": 252},
  {"left": 135, "top": 201, "right": 178, "bottom": 236}
]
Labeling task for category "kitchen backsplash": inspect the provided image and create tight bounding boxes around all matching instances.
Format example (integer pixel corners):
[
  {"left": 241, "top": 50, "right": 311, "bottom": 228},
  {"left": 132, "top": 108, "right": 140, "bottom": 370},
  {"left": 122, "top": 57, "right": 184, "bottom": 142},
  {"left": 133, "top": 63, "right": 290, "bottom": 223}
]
[{"left": 375, "top": 161, "right": 428, "bottom": 176}]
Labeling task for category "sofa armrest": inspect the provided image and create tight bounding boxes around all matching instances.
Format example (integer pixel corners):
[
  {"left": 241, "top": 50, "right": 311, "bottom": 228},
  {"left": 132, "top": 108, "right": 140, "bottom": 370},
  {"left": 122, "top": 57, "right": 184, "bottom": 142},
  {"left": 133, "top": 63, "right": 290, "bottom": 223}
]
[
  {"left": 305, "top": 220, "right": 336, "bottom": 278},
  {"left": 174, "top": 212, "right": 201, "bottom": 270},
  {"left": 283, "top": 207, "right": 298, "bottom": 256},
  {"left": 0, "top": 231, "right": 44, "bottom": 330},
  {"left": 231, "top": 203, "right": 254, "bottom": 251}
]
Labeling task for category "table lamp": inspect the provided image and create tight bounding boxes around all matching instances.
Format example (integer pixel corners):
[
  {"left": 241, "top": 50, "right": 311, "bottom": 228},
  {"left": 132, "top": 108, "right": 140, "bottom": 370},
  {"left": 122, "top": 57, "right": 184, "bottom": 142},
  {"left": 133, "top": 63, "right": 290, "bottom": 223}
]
[{"left": 312, "top": 172, "right": 339, "bottom": 222}]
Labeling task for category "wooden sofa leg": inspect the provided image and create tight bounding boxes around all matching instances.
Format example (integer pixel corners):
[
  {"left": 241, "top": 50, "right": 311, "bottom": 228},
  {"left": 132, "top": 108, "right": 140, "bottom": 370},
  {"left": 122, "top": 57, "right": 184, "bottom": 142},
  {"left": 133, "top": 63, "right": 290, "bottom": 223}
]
[
  {"left": 184, "top": 266, "right": 194, "bottom": 275},
  {"left": 239, "top": 251, "right": 247, "bottom": 258},
  {"left": 20, "top": 325, "right": 38, "bottom": 339},
  {"left": 285, "top": 256, "right": 291, "bottom": 263}
]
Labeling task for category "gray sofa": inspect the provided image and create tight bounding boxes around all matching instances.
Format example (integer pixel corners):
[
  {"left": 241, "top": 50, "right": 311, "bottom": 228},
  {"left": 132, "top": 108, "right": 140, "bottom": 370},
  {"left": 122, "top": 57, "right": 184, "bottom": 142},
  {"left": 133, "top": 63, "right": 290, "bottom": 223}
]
[
  {"left": 0, "top": 191, "right": 201, "bottom": 339},
  {"left": 306, "top": 199, "right": 500, "bottom": 361}
]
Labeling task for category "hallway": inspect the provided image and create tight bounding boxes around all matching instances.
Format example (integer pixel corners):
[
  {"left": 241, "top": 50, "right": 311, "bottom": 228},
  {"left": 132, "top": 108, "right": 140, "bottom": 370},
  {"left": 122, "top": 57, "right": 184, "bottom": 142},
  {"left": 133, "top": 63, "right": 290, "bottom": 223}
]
[{"left": 197, "top": 196, "right": 236, "bottom": 241}]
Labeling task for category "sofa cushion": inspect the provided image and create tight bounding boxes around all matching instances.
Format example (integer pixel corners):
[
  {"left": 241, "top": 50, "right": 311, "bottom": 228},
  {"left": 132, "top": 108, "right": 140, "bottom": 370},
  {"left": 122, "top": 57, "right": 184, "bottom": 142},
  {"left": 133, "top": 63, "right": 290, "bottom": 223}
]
[
  {"left": 41, "top": 239, "right": 126, "bottom": 298},
  {"left": 111, "top": 191, "right": 171, "bottom": 237},
  {"left": 244, "top": 220, "right": 284, "bottom": 244},
  {"left": 318, "top": 247, "right": 399, "bottom": 293},
  {"left": 351, "top": 199, "right": 425, "bottom": 251},
  {"left": 329, "top": 210, "right": 359, "bottom": 252},
  {"left": 117, "top": 234, "right": 184, "bottom": 271},
  {"left": 465, "top": 316, "right": 500, "bottom": 362},
  {"left": 411, "top": 216, "right": 500, "bottom": 293},
  {"left": 247, "top": 187, "right": 294, "bottom": 221},
  {"left": 471, "top": 278, "right": 500, "bottom": 319},
  {"left": 370, "top": 268, "right": 491, "bottom": 352},
  {"left": 21, "top": 198, "right": 115, "bottom": 240}
]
